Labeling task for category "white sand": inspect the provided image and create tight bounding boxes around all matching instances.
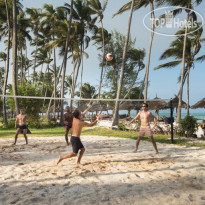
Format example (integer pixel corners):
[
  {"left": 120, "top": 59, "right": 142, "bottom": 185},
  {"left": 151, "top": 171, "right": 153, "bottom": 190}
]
[{"left": 0, "top": 135, "right": 205, "bottom": 205}]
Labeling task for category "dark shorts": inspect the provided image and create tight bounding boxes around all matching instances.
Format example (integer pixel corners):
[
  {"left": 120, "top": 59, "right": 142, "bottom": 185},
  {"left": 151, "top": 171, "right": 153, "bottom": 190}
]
[
  {"left": 18, "top": 125, "right": 27, "bottom": 130},
  {"left": 65, "top": 124, "right": 72, "bottom": 129},
  {"left": 70, "top": 136, "right": 84, "bottom": 154}
]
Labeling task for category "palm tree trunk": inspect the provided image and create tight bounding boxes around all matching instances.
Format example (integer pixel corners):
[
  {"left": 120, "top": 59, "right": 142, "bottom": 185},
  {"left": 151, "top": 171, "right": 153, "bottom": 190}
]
[
  {"left": 20, "top": 48, "right": 23, "bottom": 83},
  {"left": 187, "top": 66, "right": 190, "bottom": 115},
  {"left": 119, "top": 69, "right": 140, "bottom": 105},
  {"left": 72, "top": 51, "right": 82, "bottom": 96},
  {"left": 3, "top": 0, "right": 11, "bottom": 125},
  {"left": 12, "top": 0, "right": 19, "bottom": 115},
  {"left": 53, "top": 48, "right": 56, "bottom": 119},
  {"left": 177, "top": 11, "right": 190, "bottom": 123},
  {"left": 98, "top": 20, "right": 105, "bottom": 99},
  {"left": 60, "top": 0, "right": 73, "bottom": 125},
  {"left": 33, "top": 36, "right": 38, "bottom": 83},
  {"left": 112, "top": 0, "right": 135, "bottom": 126},
  {"left": 80, "top": 44, "right": 84, "bottom": 99},
  {"left": 69, "top": 50, "right": 76, "bottom": 110},
  {"left": 46, "top": 61, "right": 63, "bottom": 116},
  {"left": 144, "top": 0, "right": 155, "bottom": 103}
]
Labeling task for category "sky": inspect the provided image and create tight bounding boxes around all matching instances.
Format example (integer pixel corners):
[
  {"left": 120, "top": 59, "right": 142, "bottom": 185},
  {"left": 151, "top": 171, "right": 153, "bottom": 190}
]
[{"left": 1, "top": 0, "right": 205, "bottom": 113}]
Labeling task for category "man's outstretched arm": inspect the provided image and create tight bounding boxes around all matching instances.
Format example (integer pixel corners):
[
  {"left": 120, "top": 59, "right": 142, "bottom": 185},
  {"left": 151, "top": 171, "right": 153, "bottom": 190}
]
[{"left": 128, "top": 113, "right": 140, "bottom": 125}]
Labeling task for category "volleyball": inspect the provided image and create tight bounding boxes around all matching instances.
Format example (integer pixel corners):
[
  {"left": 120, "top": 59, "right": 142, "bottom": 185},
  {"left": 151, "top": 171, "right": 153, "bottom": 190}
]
[{"left": 105, "top": 53, "right": 113, "bottom": 61}]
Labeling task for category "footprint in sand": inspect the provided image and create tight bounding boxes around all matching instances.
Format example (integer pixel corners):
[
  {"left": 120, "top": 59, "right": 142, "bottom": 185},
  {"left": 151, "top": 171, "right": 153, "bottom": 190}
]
[
  {"left": 201, "top": 196, "right": 205, "bottom": 200},
  {"left": 188, "top": 194, "right": 194, "bottom": 202}
]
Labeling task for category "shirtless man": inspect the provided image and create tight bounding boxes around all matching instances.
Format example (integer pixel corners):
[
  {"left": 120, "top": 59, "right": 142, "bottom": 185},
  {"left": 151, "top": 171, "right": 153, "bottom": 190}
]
[
  {"left": 13, "top": 108, "right": 29, "bottom": 145},
  {"left": 128, "top": 103, "right": 158, "bottom": 154},
  {"left": 63, "top": 106, "right": 88, "bottom": 145},
  {"left": 57, "top": 109, "right": 100, "bottom": 166}
]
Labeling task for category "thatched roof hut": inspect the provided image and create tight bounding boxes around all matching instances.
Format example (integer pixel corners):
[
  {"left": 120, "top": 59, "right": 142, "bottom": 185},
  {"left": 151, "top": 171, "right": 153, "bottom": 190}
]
[
  {"left": 168, "top": 96, "right": 187, "bottom": 108},
  {"left": 119, "top": 101, "right": 141, "bottom": 111},
  {"left": 77, "top": 104, "right": 88, "bottom": 112},
  {"left": 191, "top": 98, "right": 205, "bottom": 109},
  {"left": 147, "top": 97, "right": 169, "bottom": 110}
]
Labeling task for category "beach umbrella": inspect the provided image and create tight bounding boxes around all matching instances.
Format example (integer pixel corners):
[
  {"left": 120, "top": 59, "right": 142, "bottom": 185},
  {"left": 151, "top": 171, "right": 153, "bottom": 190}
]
[
  {"left": 119, "top": 101, "right": 141, "bottom": 118},
  {"left": 119, "top": 101, "right": 141, "bottom": 110},
  {"left": 147, "top": 96, "right": 169, "bottom": 110},
  {"left": 191, "top": 98, "right": 205, "bottom": 109},
  {"left": 89, "top": 102, "right": 108, "bottom": 112},
  {"left": 77, "top": 103, "right": 88, "bottom": 112},
  {"left": 147, "top": 96, "right": 169, "bottom": 120},
  {"left": 167, "top": 96, "right": 187, "bottom": 109}
]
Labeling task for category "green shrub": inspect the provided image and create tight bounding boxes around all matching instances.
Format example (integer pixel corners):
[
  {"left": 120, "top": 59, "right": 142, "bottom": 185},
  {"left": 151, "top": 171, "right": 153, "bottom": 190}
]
[
  {"left": 178, "top": 115, "right": 197, "bottom": 137},
  {"left": 118, "top": 122, "right": 126, "bottom": 131}
]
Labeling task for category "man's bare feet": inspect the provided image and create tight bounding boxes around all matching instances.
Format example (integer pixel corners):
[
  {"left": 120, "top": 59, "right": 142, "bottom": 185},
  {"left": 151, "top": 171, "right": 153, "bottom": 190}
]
[
  {"left": 12, "top": 143, "right": 16, "bottom": 146},
  {"left": 57, "top": 157, "right": 63, "bottom": 165},
  {"left": 133, "top": 149, "right": 138, "bottom": 153},
  {"left": 156, "top": 151, "right": 159, "bottom": 154},
  {"left": 76, "top": 162, "right": 82, "bottom": 167}
]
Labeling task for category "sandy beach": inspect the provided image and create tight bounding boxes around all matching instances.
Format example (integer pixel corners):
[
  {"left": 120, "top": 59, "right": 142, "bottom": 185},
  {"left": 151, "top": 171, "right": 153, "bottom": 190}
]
[{"left": 0, "top": 135, "right": 205, "bottom": 205}]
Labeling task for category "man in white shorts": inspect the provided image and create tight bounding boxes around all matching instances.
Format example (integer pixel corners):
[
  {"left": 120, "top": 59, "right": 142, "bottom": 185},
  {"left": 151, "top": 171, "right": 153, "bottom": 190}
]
[{"left": 128, "top": 103, "right": 158, "bottom": 154}]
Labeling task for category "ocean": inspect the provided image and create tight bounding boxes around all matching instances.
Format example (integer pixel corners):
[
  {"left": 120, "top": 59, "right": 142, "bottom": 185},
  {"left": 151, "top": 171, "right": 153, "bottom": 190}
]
[{"left": 119, "top": 110, "right": 205, "bottom": 122}]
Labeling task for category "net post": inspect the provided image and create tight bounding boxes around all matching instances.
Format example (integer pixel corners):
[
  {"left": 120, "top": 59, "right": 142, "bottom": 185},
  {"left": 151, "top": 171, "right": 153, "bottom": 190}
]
[{"left": 170, "top": 98, "right": 174, "bottom": 143}]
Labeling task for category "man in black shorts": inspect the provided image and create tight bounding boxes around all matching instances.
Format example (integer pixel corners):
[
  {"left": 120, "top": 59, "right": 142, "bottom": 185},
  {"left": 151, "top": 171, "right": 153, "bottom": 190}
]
[
  {"left": 57, "top": 109, "right": 100, "bottom": 166},
  {"left": 13, "top": 108, "right": 29, "bottom": 145}
]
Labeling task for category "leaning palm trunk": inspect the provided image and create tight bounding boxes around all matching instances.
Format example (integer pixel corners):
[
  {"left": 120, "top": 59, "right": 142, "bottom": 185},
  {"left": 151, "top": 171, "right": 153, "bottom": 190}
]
[
  {"left": 144, "top": 1, "right": 155, "bottom": 103},
  {"left": 12, "top": 0, "right": 19, "bottom": 114},
  {"left": 112, "top": 0, "right": 135, "bottom": 126},
  {"left": 69, "top": 50, "right": 77, "bottom": 110},
  {"left": 98, "top": 20, "right": 105, "bottom": 99},
  {"left": 187, "top": 66, "right": 190, "bottom": 115},
  {"left": 20, "top": 48, "right": 23, "bottom": 83},
  {"left": 80, "top": 44, "right": 84, "bottom": 99},
  {"left": 33, "top": 36, "right": 38, "bottom": 83},
  {"left": 53, "top": 48, "right": 56, "bottom": 119},
  {"left": 119, "top": 68, "right": 141, "bottom": 105},
  {"left": 60, "top": 0, "right": 73, "bottom": 125},
  {"left": 72, "top": 49, "right": 82, "bottom": 99},
  {"left": 177, "top": 11, "right": 190, "bottom": 123},
  {"left": 3, "top": 0, "right": 11, "bottom": 125},
  {"left": 46, "top": 61, "right": 63, "bottom": 116}
]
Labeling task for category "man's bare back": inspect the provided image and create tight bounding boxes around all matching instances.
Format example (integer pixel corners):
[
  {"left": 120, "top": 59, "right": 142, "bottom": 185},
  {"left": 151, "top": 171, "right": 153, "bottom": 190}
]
[
  {"left": 71, "top": 117, "right": 97, "bottom": 138},
  {"left": 57, "top": 109, "right": 99, "bottom": 166}
]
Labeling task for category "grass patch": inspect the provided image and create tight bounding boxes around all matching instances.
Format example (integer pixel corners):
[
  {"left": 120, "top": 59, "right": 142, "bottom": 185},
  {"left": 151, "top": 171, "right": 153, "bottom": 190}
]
[
  {"left": 0, "top": 127, "right": 205, "bottom": 148},
  {"left": 0, "top": 127, "right": 64, "bottom": 138},
  {"left": 82, "top": 128, "right": 205, "bottom": 148}
]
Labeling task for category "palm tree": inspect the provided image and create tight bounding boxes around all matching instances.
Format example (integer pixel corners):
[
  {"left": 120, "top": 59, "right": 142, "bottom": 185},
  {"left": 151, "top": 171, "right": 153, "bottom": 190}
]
[
  {"left": 1, "top": 0, "right": 11, "bottom": 125},
  {"left": 12, "top": 0, "right": 19, "bottom": 114},
  {"left": 26, "top": 7, "right": 42, "bottom": 83},
  {"left": 155, "top": 0, "right": 203, "bottom": 122},
  {"left": 59, "top": 0, "right": 74, "bottom": 124},
  {"left": 88, "top": 0, "right": 108, "bottom": 99},
  {"left": 112, "top": 0, "right": 135, "bottom": 126},
  {"left": 76, "top": 82, "right": 96, "bottom": 99},
  {"left": 113, "top": 0, "right": 155, "bottom": 103},
  {"left": 61, "top": 0, "right": 97, "bottom": 115},
  {"left": 17, "top": 11, "right": 32, "bottom": 83},
  {"left": 155, "top": 25, "right": 205, "bottom": 115},
  {"left": 41, "top": 4, "right": 66, "bottom": 119}
]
